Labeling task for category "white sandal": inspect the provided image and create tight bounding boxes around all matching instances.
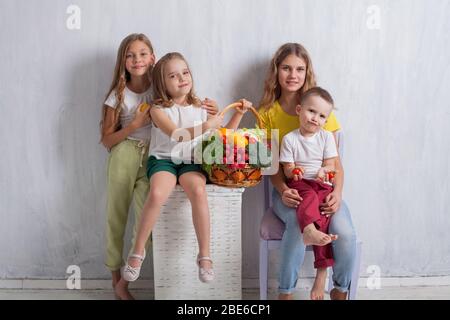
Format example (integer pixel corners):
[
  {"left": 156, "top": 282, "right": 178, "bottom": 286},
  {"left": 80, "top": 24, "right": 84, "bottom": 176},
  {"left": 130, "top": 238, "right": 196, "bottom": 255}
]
[
  {"left": 197, "top": 256, "right": 214, "bottom": 283},
  {"left": 121, "top": 249, "right": 146, "bottom": 282}
]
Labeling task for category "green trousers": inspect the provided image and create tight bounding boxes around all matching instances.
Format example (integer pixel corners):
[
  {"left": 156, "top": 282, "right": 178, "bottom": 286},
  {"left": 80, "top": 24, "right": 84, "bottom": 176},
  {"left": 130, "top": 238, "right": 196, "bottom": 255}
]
[{"left": 105, "top": 139, "right": 150, "bottom": 271}]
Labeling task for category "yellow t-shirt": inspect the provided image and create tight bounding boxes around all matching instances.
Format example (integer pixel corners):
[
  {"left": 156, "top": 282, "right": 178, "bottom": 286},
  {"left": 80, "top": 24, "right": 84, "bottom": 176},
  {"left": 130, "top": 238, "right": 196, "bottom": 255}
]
[{"left": 258, "top": 100, "right": 341, "bottom": 142}]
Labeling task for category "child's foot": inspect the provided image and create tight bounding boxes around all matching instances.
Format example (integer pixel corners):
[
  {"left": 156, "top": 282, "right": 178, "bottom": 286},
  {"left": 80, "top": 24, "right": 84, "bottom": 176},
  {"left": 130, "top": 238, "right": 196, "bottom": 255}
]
[
  {"left": 121, "top": 249, "right": 146, "bottom": 282},
  {"left": 197, "top": 256, "right": 214, "bottom": 283},
  {"left": 128, "top": 250, "right": 145, "bottom": 268},
  {"left": 303, "top": 225, "right": 336, "bottom": 246},
  {"left": 310, "top": 268, "right": 327, "bottom": 300},
  {"left": 303, "top": 228, "right": 331, "bottom": 246},
  {"left": 114, "top": 278, "right": 135, "bottom": 300}
]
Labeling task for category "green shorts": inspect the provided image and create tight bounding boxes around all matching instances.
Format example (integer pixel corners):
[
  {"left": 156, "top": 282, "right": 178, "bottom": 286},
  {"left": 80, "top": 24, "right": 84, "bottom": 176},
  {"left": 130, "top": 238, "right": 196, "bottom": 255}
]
[{"left": 147, "top": 156, "right": 207, "bottom": 180}]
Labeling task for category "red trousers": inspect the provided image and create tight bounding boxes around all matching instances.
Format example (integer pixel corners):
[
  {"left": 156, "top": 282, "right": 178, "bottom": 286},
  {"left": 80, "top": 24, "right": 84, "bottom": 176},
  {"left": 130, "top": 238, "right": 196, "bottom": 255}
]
[{"left": 287, "top": 179, "right": 334, "bottom": 269}]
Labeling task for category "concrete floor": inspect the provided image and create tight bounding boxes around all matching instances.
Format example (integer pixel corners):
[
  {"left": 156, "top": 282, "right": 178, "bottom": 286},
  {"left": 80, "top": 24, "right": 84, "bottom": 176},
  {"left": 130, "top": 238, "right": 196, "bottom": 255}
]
[{"left": 0, "top": 286, "right": 449, "bottom": 300}]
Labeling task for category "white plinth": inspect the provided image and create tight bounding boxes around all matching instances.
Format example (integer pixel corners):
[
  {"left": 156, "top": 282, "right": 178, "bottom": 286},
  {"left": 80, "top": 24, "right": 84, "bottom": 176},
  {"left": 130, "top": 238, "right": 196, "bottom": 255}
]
[{"left": 153, "top": 185, "right": 244, "bottom": 300}]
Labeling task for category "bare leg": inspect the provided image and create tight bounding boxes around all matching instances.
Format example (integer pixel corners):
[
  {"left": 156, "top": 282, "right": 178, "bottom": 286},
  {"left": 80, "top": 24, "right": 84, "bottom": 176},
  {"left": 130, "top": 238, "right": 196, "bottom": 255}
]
[
  {"left": 278, "top": 293, "right": 294, "bottom": 300},
  {"left": 178, "top": 172, "right": 212, "bottom": 271},
  {"left": 310, "top": 268, "right": 327, "bottom": 300},
  {"left": 303, "top": 223, "right": 338, "bottom": 246},
  {"left": 111, "top": 270, "right": 134, "bottom": 300},
  {"left": 112, "top": 270, "right": 120, "bottom": 288},
  {"left": 128, "top": 172, "right": 177, "bottom": 268}
]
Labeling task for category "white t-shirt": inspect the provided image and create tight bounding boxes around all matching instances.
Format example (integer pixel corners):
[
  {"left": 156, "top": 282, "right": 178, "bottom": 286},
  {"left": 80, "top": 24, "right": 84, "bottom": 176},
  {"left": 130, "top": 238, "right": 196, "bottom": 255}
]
[
  {"left": 280, "top": 129, "right": 338, "bottom": 180},
  {"left": 104, "top": 87, "right": 152, "bottom": 141},
  {"left": 149, "top": 104, "right": 208, "bottom": 162}
]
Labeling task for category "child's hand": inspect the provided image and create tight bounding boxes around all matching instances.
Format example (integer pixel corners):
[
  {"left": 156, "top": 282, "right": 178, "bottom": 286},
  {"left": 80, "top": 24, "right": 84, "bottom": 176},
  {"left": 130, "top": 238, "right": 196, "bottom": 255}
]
[
  {"left": 283, "top": 165, "right": 304, "bottom": 181},
  {"left": 236, "top": 99, "right": 252, "bottom": 114},
  {"left": 291, "top": 167, "right": 304, "bottom": 181},
  {"left": 132, "top": 105, "right": 152, "bottom": 129},
  {"left": 206, "top": 114, "right": 224, "bottom": 130},
  {"left": 201, "top": 98, "right": 219, "bottom": 116},
  {"left": 316, "top": 167, "right": 330, "bottom": 183}
]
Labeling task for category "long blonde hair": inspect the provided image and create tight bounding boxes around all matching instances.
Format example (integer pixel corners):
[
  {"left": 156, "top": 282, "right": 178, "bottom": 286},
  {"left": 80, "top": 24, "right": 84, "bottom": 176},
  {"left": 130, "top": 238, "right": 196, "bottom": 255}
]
[
  {"left": 100, "top": 33, "right": 154, "bottom": 139},
  {"left": 152, "top": 52, "right": 201, "bottom": 107},
  {"left": 259, "top": 43, "right": 316, "bottom": 110}
]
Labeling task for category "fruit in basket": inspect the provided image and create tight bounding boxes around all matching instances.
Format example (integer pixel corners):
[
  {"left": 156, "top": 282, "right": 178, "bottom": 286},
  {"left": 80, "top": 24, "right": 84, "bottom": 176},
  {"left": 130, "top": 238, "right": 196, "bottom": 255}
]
[
  {"left": 219, "top": 127, "right": 228, "bottom": 137},
  {"left": 197, "top": 101, "right": 272, "bottom": 188},
  {"left": 233, "top": 133, "right": 248, "bottom": 147},
  {"left": 231, "top": 171, "right": 246, "bottom": 183},
  {"left": 212, "top": 168, "right": 227, "bottom": 181},
  {"left": 247, "top": 169, "right": 262, "bottom": 181}
]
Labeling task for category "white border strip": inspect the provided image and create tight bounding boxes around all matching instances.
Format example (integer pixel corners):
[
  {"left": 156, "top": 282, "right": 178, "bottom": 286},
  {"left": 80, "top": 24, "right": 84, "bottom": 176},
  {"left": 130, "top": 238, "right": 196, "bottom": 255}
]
[{"left": 1, "top": 277, "right": 450, "bottom": 290}]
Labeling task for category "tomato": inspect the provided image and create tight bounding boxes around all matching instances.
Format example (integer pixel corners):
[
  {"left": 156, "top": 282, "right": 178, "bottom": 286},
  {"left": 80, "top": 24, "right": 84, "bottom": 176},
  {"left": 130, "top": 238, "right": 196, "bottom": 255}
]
[{"left": 292, "top": 168, "right": 301, "bottom": 175}]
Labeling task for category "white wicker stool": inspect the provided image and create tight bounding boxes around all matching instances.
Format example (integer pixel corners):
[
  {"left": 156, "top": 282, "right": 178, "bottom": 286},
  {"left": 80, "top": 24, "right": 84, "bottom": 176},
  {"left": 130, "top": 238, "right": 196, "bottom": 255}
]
[{"left": 153, "top": 185, "right": 244, "bottom": 300}]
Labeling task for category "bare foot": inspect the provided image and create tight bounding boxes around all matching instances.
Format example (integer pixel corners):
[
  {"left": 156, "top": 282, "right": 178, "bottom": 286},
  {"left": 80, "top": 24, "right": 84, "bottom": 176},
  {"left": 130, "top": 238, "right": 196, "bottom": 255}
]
[
  {"left": 278, "top": 293, "right": 294, "bottom": 300},
  {"left": 310, "top": 268, "right": 327, "bottom": 300},
  {"left": 114, "top": 278, "right": 135, "bottom": 300},
  {"left": 303, "top": 224, "right": 333, "bottom": 246}
]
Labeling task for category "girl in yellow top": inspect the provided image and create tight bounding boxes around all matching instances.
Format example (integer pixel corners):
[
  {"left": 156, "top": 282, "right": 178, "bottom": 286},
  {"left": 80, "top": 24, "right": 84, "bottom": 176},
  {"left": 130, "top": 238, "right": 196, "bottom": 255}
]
[{"left": 258, "top": 43, "right": 356, "bottom": 300}]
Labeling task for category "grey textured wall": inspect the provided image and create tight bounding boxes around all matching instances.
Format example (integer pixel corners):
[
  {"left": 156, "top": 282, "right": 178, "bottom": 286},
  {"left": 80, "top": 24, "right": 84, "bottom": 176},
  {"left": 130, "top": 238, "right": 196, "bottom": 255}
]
[{"left": 1, "top": 0, "right": 449, "bottom": 280}]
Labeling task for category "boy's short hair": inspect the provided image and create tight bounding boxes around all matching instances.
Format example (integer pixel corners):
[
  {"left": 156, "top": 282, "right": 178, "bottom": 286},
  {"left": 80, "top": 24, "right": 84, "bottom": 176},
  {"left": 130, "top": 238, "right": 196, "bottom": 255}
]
[{"left": 300, "top": 86, "right": 334, "bottom": 106}]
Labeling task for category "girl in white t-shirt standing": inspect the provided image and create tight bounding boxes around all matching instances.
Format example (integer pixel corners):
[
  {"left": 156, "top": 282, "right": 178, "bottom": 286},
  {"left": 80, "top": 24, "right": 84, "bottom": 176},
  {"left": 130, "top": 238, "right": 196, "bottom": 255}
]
[
  {"left": 100, "top": 34, "right": 155, "bottom": 300},
  {"left": 121, "top": 52, "right": 251, "bottom": 283}
]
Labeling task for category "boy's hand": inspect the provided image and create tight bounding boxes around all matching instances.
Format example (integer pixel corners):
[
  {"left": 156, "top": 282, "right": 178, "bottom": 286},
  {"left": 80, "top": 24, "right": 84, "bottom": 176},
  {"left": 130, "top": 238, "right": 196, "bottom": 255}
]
[
  {"left": 284, "top": 166, "right": 304, "bottom": 181},
  {"left": 291, "top": 167, "right": 304, "bottom": 181},
  {"left": 202, "top": 98, "right": 219, "bottom": 116},
  {"left": 316, "top": 167, "right": 330, "bottom": 182}
]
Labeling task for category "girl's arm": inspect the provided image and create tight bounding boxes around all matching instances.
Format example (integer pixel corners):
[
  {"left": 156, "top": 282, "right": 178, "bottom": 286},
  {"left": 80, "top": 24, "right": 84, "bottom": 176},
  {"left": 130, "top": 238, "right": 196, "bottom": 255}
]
[
  {"left": 151, "top": 107, "right": 223, "bottom": 142},
  {"left": 101, "top": 105, "right": 151, "bottom": 150},
  {"left": 224, "top": 99, "right": 252, "bottom": 130},
  {"left": 331, "top": 131, "right": 344, "bottom": 195}
]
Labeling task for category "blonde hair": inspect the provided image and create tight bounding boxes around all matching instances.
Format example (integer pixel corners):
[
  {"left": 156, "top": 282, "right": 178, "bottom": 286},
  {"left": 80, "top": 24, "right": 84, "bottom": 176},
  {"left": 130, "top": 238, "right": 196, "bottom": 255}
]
[
  {"left": 259, "top": 43, "right": 316, "bottom": 110},
  {"left": 100, "top": 33, "right": 154, "bottom": 139},
  {"left": 152, "top": 52, "right": 201, "bottom": 108}
]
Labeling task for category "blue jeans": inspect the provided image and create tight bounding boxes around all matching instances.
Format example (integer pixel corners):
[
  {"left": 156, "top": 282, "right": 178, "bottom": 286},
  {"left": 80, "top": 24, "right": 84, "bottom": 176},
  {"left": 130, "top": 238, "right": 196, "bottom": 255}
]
[{"left": 272, "top": 189, "right": 357, "bottom": 294}]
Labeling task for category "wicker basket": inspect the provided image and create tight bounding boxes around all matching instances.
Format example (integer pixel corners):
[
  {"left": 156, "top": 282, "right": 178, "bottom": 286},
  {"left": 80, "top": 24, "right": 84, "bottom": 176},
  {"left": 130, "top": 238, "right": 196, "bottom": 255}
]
[{"left": 206, "top": 102, "right": 267, "bottom": 188}]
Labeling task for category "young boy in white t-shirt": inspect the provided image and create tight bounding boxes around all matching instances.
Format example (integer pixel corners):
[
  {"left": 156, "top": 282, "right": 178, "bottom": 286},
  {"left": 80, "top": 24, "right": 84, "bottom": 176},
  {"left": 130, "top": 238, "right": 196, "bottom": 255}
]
[{"left": 279, "top": 87, "right": 340, "bottom": 299}]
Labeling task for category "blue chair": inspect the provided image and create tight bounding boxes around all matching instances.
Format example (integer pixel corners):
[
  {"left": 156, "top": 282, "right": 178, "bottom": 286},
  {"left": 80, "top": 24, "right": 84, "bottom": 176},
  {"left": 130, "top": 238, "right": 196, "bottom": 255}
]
[{"left": 258, "top": 131, "right": 362, "bottom": 300}]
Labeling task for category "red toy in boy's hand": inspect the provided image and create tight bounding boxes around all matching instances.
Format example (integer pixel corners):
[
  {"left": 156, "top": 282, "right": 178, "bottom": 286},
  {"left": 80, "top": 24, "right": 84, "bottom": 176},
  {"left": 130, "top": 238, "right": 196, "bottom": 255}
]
[
  {"left": 292, "top": 167, "right": 304, "bottom": 175},
  {"left": 327, "top": 172, "right": 335, "bottom": 181}
]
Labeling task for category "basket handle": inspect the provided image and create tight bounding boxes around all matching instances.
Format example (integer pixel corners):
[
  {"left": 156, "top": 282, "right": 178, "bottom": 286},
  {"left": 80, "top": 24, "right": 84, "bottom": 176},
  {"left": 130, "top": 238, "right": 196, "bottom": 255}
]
[{"left": 219, "top": 102, "right": 265, "bottom": 129}]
